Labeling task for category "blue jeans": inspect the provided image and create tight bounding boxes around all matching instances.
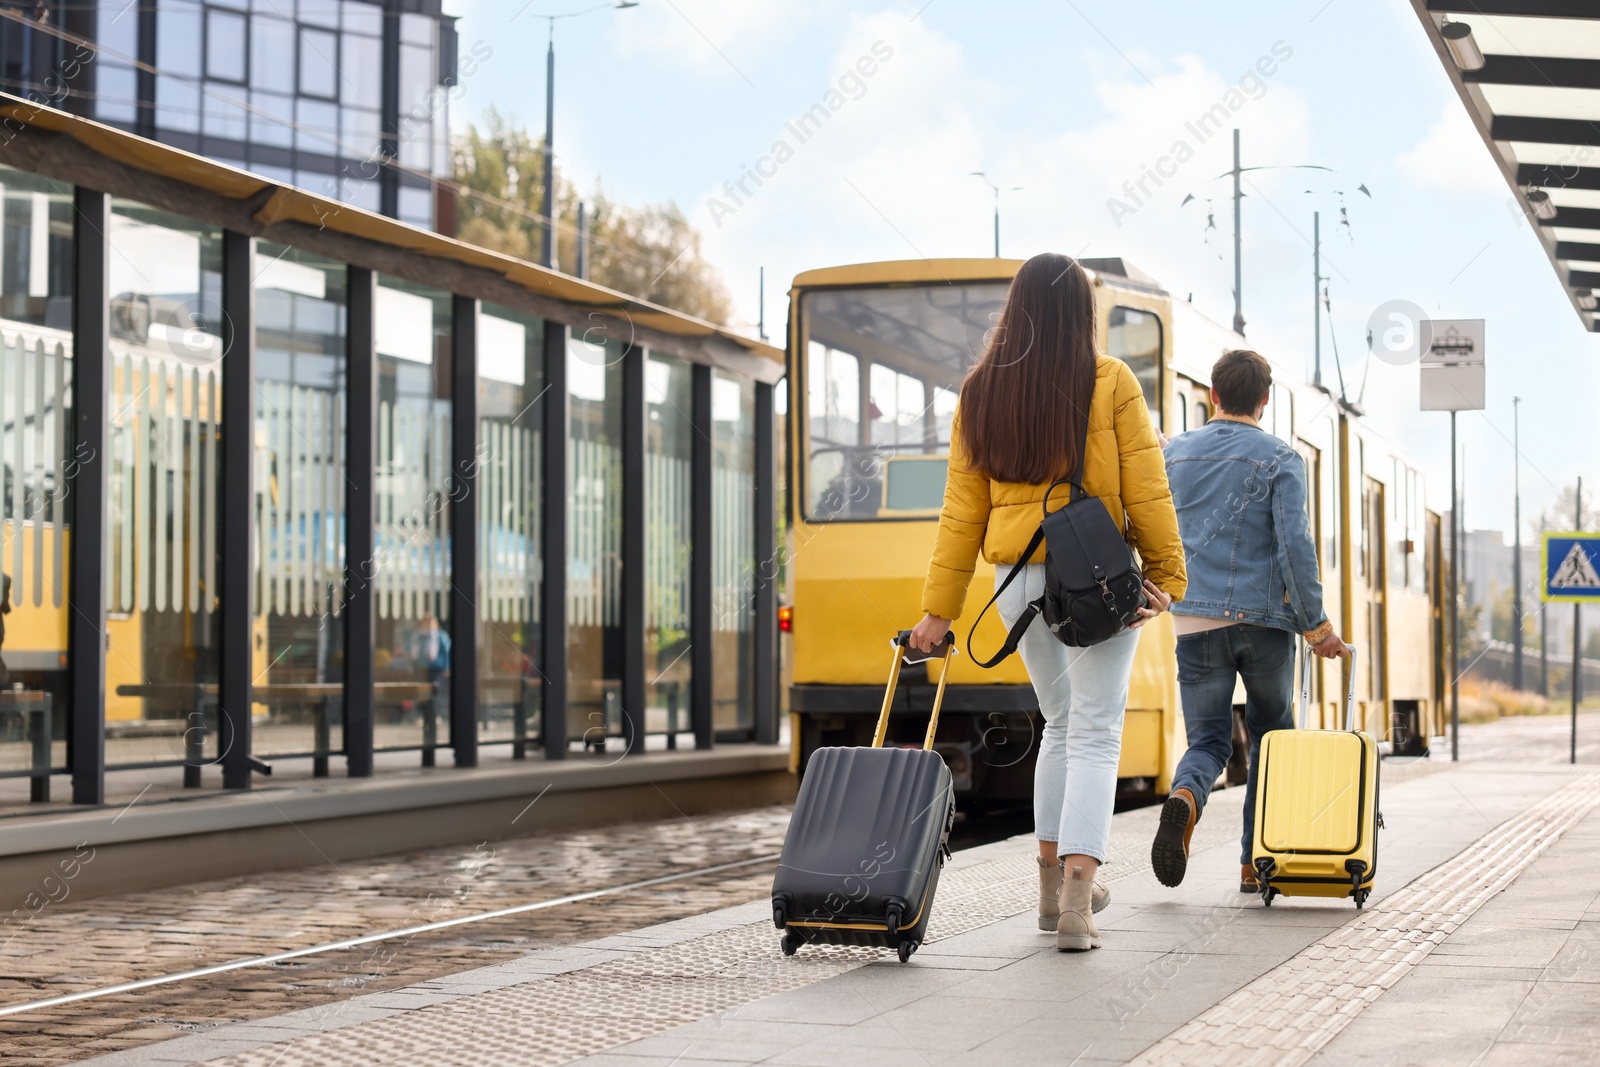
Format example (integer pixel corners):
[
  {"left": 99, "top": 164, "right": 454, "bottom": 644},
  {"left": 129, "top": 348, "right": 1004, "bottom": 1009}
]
[
  {"left": 997, "top": 563, "right": 1142, "bottom": 863},
  {"left": 1170, "top": 623, "right": 1297, "bottom": 864}
]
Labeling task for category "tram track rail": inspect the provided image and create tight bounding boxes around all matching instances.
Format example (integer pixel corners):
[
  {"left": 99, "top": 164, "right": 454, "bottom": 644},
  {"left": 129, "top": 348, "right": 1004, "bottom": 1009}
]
[{"left": 0, "top": 854, "right": 782, "bottom": 1020}]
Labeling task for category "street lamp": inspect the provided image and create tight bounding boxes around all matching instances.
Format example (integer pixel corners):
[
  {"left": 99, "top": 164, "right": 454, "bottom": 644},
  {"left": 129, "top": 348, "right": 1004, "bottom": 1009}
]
[
  {"left": 970, "top": 172, "right": 1022, "bottom": 258},
  {"left": 539, "top": 1, "right": 639, "bottom": 269}
]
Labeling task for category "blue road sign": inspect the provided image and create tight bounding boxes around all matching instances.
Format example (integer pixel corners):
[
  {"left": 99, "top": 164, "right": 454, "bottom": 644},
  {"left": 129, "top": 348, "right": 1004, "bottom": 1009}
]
[{"left": 1542, "top": 532, "right": 1600, "bottom": 603}]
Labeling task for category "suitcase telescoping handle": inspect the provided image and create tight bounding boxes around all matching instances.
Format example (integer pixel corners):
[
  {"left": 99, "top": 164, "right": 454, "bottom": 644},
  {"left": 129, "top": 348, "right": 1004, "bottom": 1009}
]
[
  {"left": 873, "top": 631, "right": 956, "bottom": 751},
  {"left": 1299, "top": 644, "right": 1359, "bottom": 731}
]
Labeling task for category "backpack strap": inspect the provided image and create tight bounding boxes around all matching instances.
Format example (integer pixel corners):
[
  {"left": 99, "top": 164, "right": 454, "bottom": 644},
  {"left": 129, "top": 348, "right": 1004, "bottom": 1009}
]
[{"left": 966, "top": 526, "right": 1045, "bottom": 669}]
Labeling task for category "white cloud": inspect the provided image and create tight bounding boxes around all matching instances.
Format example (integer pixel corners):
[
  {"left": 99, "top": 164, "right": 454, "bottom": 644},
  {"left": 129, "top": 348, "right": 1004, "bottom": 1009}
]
[
  {"left": 612, "top": 0, "right": 813, "bottom": 77},
  {"left": 1395, "top": 104, "right": 1506, "bottom": 197}
]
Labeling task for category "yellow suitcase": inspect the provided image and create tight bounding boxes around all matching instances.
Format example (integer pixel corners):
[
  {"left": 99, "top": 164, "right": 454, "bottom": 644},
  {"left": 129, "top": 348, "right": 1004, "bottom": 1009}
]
[{"left": 1251, "top": 646, "right": 1382, "bottom": 908}]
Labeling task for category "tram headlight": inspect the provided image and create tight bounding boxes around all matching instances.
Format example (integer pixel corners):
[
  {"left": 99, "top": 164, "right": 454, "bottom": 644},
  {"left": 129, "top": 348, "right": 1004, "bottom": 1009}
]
[{"left": 1441, "top": 21, "right": 1485, "bottom": 72}]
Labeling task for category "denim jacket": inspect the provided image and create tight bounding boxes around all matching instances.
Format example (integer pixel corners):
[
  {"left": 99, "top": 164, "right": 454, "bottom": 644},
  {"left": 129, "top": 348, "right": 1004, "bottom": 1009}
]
[{"left": 1162, "top": 420, "right": 1326, "bottom": 634}]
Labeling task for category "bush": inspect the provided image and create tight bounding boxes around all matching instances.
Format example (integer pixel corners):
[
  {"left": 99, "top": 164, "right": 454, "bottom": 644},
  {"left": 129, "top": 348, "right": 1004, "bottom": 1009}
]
[{"left": 1458, "top": 679, "right": 1551, "bottom": 722}]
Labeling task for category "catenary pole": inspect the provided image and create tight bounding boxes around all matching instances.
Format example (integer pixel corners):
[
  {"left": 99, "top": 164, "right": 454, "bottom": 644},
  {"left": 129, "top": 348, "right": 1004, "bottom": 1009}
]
[
  {"left": 541, "top": 20, "right": 555, "bottom": 268},
  {"left": 1513, "top": 397, "right": 1523, "bottom": 691},
  {"left": 1233, "top": 129, "right": 1244, "bottom": 335}
]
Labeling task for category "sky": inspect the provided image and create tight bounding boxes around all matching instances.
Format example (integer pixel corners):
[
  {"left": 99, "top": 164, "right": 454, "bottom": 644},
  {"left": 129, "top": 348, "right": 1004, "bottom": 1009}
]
[{"left": 444, "top": 0, "right": 1600, "bottom": 542}]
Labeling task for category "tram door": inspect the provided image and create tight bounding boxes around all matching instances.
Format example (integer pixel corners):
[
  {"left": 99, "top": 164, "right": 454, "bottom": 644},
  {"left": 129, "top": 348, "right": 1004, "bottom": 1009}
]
[{"left": 1363, "top": 476, "right": 1388, "bottom": 733}]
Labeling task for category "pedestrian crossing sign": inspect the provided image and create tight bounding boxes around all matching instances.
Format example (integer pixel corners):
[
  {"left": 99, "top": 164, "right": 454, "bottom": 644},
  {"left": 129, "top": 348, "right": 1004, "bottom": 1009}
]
[{"left": 1542, "top": 532, "right": 1600, "bottom": 603}]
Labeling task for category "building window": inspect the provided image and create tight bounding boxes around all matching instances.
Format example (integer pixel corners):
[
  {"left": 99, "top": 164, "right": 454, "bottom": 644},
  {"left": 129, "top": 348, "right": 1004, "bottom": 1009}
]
[
  {"left": 298, "top": 27, "right": 339, "bottom": 100},
  {"left": 713, "top": 371, "right": 756, "bottom": 733},
  {"left": 646, "top": 355, "right": 693, "bottom": 742},
  {"left": 205, "top": 9, "right": 248, "bottom": 84},
  {"left": 373, "top": 275, "right": 452, "bottom": 754},
  {"left": 248, "top": 14, "right": 295, "bottom": 94},
  {"left": 476, "top": 304, "right": 544, "bottom": 752},
  {"left": 253, "top": 243, "right": 348, "bottom": 762},
  {"left": 105, "top": 200, "right": 224, "bottom": 781}
]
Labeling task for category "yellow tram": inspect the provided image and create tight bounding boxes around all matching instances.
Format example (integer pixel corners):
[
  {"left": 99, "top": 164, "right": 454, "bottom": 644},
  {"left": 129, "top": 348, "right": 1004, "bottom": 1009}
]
[{"left": 783, "top": 257, "right": 1446, "bottom": 803}]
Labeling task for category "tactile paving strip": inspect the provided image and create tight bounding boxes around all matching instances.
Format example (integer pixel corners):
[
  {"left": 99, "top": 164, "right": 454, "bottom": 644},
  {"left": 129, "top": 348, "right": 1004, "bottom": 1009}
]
[
  {"left": 199, "top": 812, "right": 1237, "bottom": 1067},
  {"left": 1128, "top": 772, "right": 1600, "bottom": 1067}
]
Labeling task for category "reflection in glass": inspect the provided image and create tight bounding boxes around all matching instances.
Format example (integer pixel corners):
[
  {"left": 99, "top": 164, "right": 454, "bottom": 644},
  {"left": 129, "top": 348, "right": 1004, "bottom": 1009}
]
[
  {"left": 253, "top": 244, "right": 347, "bottom": 762},
  {"left": 0, "top": 168, "right": 73, "bottom": 786},
  {"left": 803, "top": 283, "right": 1006, "bottom": 521},
  {"left": 567, "top": 334, "right": 622, "bottom": 751},
  {"left": 477, "top": 304, "right": 542, "bottom": 754},
  {"left": 713, "top": 373, "right": 756, "bottom": 733},
  {"left": 374, "top": 276, "right": 452, "bottom": 757},
  {"left": 105, "top": 200, "right": 224, "bottom": 781},
  {"left": 646, "top": 356, "right": 692, "bottom": 742}
]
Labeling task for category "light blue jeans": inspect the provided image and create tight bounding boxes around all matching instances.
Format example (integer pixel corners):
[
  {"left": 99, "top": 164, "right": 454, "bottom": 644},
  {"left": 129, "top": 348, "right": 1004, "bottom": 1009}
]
[{"left": 997, "top": 562, "right": 1141, "bottom": 863}]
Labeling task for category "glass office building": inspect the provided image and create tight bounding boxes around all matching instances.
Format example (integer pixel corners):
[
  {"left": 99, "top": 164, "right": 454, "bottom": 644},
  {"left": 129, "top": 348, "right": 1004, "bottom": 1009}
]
[
  {"left": 0, "top": 100, "right": 781, "bottom": 806},
  {"left": 1, "top": 0, "right": 455, "bottom": 230}
]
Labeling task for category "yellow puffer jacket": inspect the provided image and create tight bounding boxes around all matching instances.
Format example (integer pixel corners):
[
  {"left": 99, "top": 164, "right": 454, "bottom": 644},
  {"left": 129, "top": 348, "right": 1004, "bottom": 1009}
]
[{"left": 920, "top": 355, "right": 1187, "bottom": 621}]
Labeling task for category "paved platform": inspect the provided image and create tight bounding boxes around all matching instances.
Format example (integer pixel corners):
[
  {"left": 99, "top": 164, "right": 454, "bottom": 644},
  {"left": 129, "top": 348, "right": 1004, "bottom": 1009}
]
[{"left": 58, "top": 746, "right": 1600, "bottom": 1067}]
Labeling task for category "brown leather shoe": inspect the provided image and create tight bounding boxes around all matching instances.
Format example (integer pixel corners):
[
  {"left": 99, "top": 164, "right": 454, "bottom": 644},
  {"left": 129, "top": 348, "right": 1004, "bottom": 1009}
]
[
  {"left": 1151, "top": 787, "right": 1198, "bottom": 888},
  {"left": 1240, "top": 864, "right": 1259, "bottom": 894}
]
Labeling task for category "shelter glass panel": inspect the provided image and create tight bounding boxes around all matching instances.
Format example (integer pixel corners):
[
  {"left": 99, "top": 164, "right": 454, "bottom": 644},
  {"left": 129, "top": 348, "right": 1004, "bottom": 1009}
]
[
  {"left": 105, "top": 201, "right": 224, "bottom": 780},
  {"left": 477, "top": 304, "right": 543, "bottom": 752},
  {"left": 253, "top": 243, "right": 347, "bottom": 761},
  {"left": 0, "top": 167, "right": 73, "bottom": 790},
  {"left": 373, "top": 275, "right": 451, "bottom": 754},
  {"left": 645, "top": 355, "right": 692, "bottom": 742},
  {"left": 713, "top": 371, "right": 756, "bottom": 733},
  {"left": 567, "top": 334, "right": 622, "bottom": 750}
]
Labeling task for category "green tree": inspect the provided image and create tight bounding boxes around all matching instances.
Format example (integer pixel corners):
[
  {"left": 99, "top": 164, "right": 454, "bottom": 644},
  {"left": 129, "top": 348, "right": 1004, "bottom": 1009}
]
[
  {"left": 451, "top": 109, "right": 734, "bottom": 324},
  {"left": 1535, "top": 483, "right": 1600, "bottom": 536}
]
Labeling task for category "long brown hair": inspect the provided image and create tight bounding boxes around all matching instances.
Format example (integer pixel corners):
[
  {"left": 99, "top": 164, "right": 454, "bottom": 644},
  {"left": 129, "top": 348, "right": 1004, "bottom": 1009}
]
[{"left": 958, "top": 252, "right": 1098, "bottom": 485}]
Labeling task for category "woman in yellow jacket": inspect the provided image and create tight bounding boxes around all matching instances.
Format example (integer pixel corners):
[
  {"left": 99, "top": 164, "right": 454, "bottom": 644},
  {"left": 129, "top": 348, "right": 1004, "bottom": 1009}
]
[{"left": 908, "top": 252, "right": 1186, "bottom": 951}]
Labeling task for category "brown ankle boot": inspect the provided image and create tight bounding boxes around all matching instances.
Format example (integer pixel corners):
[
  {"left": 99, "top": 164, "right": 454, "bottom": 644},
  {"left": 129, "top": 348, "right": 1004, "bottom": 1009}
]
[
  {"left": 1056, "top": 865, "right": 1101, "bottom": 952},
  {"left": 1039, "top": 856, "right": 1109, "bottom": 930}
]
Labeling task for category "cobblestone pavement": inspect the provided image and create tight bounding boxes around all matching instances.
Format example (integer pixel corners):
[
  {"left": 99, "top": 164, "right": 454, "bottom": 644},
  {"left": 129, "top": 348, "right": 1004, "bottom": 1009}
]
[{"left": 0, "top": 806, "right": 795, "bottom": 1067}]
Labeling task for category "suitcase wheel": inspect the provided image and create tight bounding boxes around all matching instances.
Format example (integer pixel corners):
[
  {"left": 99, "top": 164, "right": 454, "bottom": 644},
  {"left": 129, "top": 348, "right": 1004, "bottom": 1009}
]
[
  {"left": 1353, "top": 889, "right": 1369, "bottom": 910},
  {"left": 781, "top": 930, "right": 804, "bottom": 956},
  {"left": 897, "top": 940, "right": 918, "bottom": 963},
  {"left": 884, "top": 903, "right": 904, "bottom": 939},
  {"left": 1261, "top": 887, "right": 1277, "bottom": 907}
]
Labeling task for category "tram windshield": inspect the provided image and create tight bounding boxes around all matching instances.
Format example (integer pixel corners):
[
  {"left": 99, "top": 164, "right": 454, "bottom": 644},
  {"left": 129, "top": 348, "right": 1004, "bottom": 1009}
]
[{"left": 801, "top": 282, "right": 1009, "bottom": 521}]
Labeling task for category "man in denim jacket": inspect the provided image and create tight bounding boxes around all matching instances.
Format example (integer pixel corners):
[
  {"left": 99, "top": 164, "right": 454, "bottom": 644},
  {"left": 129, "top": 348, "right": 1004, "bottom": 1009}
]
[{"left": 1150, "top": 349, "right": 1348, "bottom": 894}]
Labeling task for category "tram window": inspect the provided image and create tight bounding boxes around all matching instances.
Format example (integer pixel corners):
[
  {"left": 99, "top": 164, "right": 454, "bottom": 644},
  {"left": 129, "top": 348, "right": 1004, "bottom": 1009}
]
[
  {"left": 1194, "top": 399, "right": 1208, "bottom": 428},
  {"left": 801, "top": 282, "right": 1008, "bottom": 521},
  {"left": 1176, "top": 390, "right": 1188, "bottom": 433},
  {"left": 1107, "top": 306, "right": 1162, "bottom": 417}
]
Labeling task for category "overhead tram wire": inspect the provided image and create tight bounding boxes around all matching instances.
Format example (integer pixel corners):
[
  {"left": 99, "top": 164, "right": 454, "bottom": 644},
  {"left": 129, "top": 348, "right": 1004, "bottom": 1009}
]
[
  {"left": 0, "top": 853, "right": 783, "bottom": 1019},
  {"left": 0, "top": 6, "right": 681, "bottom": 282}
]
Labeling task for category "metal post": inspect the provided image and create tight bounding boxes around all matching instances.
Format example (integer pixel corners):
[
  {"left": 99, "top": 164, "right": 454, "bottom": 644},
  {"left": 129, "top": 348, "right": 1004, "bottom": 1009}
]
[
  {"left": 68, "top": 187, "right": 108, "bottom": 806},
  {"left": 992, "top": 187, "right": 1000, "bottom": 258},
  {"left": 219, "top": 231, "right": 256, "bottom": 790},
  {"left": 690, "top": 364, "right": 714, "bottom": 749},
  {"left": 1232, "top": 128, "right": 1244, "bottom": 336},
  {"left": 450, "top": 295, "right": 479, "bottom": 768},
  {"left": 1574, "top": 477, "right": 1583, "bottom": 765},
  {"left": 1541, "top": 518, "right": 1550, "bottom": 697},
  {"left": 1513, "top": 397, "right": 1523, "bottom": 691},
  {"left": 344, "top": 268, "right": 377, "bottom": 777},
  {"left": 753, "top": 381, "right": 778, "bottom": 745},
  {"left": 758, "top": 267, "right": 766, "bottom": 341},
  {"left": 621, "top": 344, "right": 646, "bottom": 755},
  {"left": 540, "top": 322, "right": 569, "bottom": 759},
  {"left": 1450, "top": 410, "right": 1459, "bottom": 762},
  {"left": 541, "top": 21, "right": 556, "bottom": 269},
  {"left": 575, "top": 202, "right": 588, "bottom": 280},
  {"left": 1313, "top": 212, "right": 1321, "bottom": 389}
]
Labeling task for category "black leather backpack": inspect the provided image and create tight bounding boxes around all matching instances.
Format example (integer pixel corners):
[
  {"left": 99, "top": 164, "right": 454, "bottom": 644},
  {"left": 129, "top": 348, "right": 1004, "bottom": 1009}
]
[{"left": 968, "top": 416, "right": 1148, "bottom": 666}]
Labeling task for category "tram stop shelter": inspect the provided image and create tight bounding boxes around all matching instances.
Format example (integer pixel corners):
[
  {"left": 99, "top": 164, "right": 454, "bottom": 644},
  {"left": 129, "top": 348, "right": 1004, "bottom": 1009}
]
[{"left": 0, "top": 93, "right": 785, "bottom": 816}]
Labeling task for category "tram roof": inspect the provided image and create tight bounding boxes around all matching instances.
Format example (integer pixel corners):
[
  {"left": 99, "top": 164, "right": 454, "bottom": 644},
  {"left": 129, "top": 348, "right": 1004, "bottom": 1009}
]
[
  {"left": 0, "top": 94, "right": 782, "bottom": 381},
  {"left": 1411, "top": 1, "right": 1600, "bottom": 333}
]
